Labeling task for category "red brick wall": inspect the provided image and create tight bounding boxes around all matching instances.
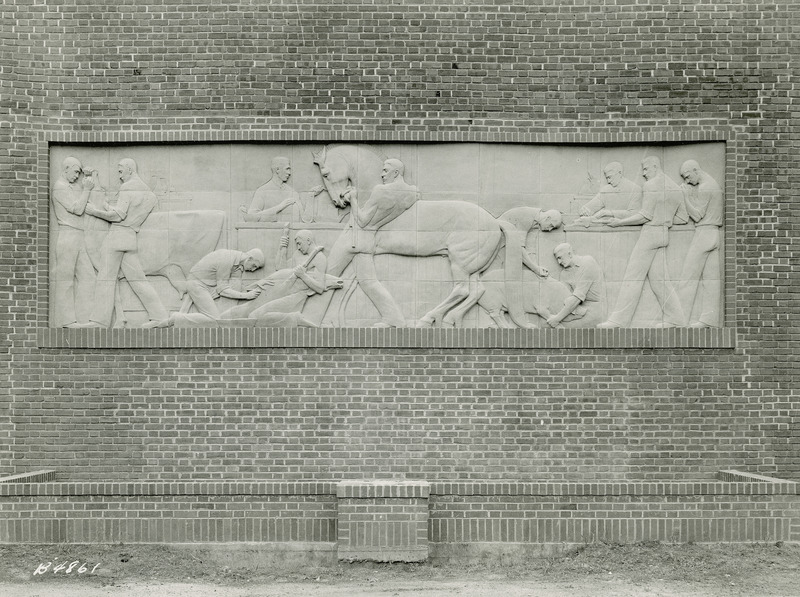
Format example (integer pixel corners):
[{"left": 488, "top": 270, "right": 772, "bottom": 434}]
[{"left": 1, "top": 2, "right": 798, "bottom": 482}]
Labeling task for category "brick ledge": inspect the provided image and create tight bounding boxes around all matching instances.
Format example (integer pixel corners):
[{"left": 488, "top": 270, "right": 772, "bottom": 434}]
[
  {"left": 1, "top": 478, "right": 794, "bottom": 497},
  {"left": 38, "top": 326, "right": 736, "bottom": 350}
]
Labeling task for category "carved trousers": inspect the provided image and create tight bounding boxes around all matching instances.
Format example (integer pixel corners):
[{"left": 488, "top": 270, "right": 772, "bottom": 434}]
[
  {"left": 90, "top": 227, "right": 168, "bottom": 327},
  {"left": 53, "top": 226, "right": 95, "bottom": 327},
  {"left": 185, "top": 279, "right": 222, "bottom": 320},
  {"left": 606, "top": 226, "right": 684, "bottom": 327},
  {"left": 677, "top": 226, "right": 721, "bottom": 326}
]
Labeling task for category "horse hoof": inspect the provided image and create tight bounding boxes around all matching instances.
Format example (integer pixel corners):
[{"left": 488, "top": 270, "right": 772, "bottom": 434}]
[{"left": 417, "top": 318, "right": 434, "bottom": 328}]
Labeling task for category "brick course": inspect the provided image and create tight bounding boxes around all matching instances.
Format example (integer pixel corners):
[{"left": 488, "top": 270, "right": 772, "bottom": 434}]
[
  {"left": 0, "top": 1, "right": 797, "bottom": 488},
  {"left": 0, "top": 478, "right": 796, "bottom": 549}
]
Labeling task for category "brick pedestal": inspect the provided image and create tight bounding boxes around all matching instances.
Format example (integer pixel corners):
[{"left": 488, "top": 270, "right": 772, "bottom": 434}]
[{"left": 336, "top": 480, "right": 430, "bottom": 562}]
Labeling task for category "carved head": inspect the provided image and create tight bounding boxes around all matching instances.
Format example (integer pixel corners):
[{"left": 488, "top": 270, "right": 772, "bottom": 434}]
[
  {"left": 271, "top": 157, "right": 291, "bottom": 184},
  {"left": 603, "top": 162, "right": 623, "bottom": 187},
  {"left": 641, "top": 156, "right": 661, "bottom": 181},
  {"left": 680, "top": 160, "right": 701, "bottom": 186},
  {"left": 553, "top": 243, "right": 575, "bottom": 268},
  {"left": 538, "top": 209, "right": 563, "bottom": 232},
  {"left": 117, "top": 158, "right": 137, "bottom": 183},
  {"left": 62, "top": 157, "right": 83, "bottom": 184},
  {"left": 381, "top": 158, "right": 404, "bottom": 184},
  {"left": 243, "top": 248, "right": 265, "bottom": 271},
  {"left": 294, "top": 229, "right": 314, "bottom": 255}
]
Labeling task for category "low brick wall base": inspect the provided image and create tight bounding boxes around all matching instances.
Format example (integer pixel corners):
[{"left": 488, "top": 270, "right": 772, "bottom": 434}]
[
  {"left": 336, "top": 480, "right": 430, "bottom": 562},
  {"left": 0, "top": 472, "right": 797, "bottom": 561}
]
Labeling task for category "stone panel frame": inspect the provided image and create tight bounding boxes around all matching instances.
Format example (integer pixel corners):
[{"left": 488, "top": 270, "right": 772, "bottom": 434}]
[{"left": 36, "top": 129, "right": 737, "bottom": 349}]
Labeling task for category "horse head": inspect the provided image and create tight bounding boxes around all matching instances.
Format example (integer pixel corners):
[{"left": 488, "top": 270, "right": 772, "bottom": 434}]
[{"left": 313, "top": 146, "right": 355, "bottom": 209}]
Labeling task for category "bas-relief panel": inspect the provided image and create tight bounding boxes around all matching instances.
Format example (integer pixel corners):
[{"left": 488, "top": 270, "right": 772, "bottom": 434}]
[{"left": 48, "top": 142, "right": 726, "bottom": 330}]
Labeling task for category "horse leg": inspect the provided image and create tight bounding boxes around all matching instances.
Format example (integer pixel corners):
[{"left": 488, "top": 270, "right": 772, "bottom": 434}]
[
  {"left": 419, "top": 263, "right": 471, "bottom": 327},
  {"left": 442, "top": 272, "right": 484, "bottom": 327}
]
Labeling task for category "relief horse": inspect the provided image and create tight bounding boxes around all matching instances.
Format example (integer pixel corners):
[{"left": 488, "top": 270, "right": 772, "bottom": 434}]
[{"left": 312, "top": 144, "right": 532, "bottom": 328}]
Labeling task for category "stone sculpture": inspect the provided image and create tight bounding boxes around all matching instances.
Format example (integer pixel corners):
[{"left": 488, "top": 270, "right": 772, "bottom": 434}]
[
  {"left": 240, "top": 156, "right": 299, "bottom": 223},
  {"left": 50, "top": 143, "right": 725, "bottom": 330},
  {"left": 313, "top": 145, "right": 547, "bottom": 328},
  {"left": 677, "top": 160, "right": 723, "bottom": 327},
  {"left": 597, "top": 156, "right": 688, "bottom": 328},
  {"left": 246, "top": 230, "right": 329, "bottom": 327},
  {"left": 495, "top": 206, "right": 563, "bottom": 326},
  {"left": 78, "top": 159, "right": 169, "bottom": 328},
  {"left": 143, "top": 248, "right": 266, "bottom": 327},
  {"left": 546, "top": 243, "right": 606, "bottom": 328},
  {"left": 51, "top": 157, "right": 96, "bottom": 327},
  {"left": 218, "top": 229, "right": 344, "bottom": 325},
  {"left": 475, "top": 268, "right": 566, "bottom": 328},
  {"left": 578, "top": 162, "right": 642, "bottom": 224}
]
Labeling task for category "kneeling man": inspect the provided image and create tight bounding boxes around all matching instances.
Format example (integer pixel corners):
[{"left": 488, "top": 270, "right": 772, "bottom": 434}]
[{"left": 546, "top": 243, "right": 606, "bottom": 328}]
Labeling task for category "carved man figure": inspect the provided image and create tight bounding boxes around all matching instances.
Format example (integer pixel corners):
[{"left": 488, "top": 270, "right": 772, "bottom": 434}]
[
  {"left": 144, "top": 248, "right": 266, "bottom": 327},
  {"left": 497, "top": 206, "right": 562, "bottom": 277},
  {"left": 241, "top": 156, "right": 299, "bottom": 222},
  {"left": 677, "top": 159, "right": 723, "bottom": 327},
  {"left": 51, "top": 156, "right": 96, "bottom": 327},
  {"left": 81, "top": 159, "right": 168, "bottom": 327},
  {"left": 598, "top": 156, "right": 688, "bottom": 328},
  {"left": 578, "top": 162, "right": 642, "bottom": 219},
  {"left": 331, "top": 158, "right": 420, "bottom": 327},
  {"left": 353, "top": 158, "right": 419, "bottom": 232},
  {"left": 495, "top": 206, "right": 562, "bottom": 325},
  {"left": 546, "top": 243, "right": 606, "bottom": 328},
  {"left": 248, "top": 230, "right": 328, "bottom": 326}
]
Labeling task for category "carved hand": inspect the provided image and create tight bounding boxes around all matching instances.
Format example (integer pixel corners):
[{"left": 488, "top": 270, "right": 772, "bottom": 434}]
[
  {"left": 244, "top": 288, "right": 261, "bottom": 300},
  {"left": 341, "top": 187, "right": 357, "bottom": 203},
  {"left": 81, "top": 177, "right": 95, "bottom": 190}
]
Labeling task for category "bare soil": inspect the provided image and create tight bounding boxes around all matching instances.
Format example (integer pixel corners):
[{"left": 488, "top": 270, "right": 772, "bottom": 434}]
[{"left": 1, "top": 541, "right": 799, "bottom": 596}]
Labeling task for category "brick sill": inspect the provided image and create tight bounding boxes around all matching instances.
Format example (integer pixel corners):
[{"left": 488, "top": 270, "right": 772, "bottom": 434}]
[
  {"left": 1, "top": 477, "right": 794, "bottom": 497},
  {"left": 38, "top": 326, "right": 736, "bottom": 350}
]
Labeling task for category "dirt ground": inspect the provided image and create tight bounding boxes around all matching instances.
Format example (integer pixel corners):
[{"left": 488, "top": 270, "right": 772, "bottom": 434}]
[{"left": 1, "top": 541, "right": 799, "bottom": 596}]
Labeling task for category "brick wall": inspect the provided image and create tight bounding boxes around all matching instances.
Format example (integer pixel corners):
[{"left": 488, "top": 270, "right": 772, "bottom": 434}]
[
  {"left": 1, "top": 477, "right": 797, "bottom": 550},
  {"left": 1, "top": 2, "right": 798, "bottom": 483}
]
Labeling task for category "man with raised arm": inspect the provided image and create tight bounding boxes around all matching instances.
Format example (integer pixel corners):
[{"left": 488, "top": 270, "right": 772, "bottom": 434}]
[
  {"left": 51, "top": 156, "right": 96, "bottom": 327},
  {"left": 80, "top": 158, "right": 168, "bottom": 327}
]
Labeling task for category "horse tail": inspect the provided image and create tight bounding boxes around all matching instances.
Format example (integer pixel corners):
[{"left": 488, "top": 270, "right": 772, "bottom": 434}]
[{"left": 498, "top": 220, "right": 533, "bottom": 329}]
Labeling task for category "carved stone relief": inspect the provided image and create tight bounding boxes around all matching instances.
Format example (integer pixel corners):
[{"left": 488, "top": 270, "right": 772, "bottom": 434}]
[{"left": 49, "top": 143, "right": 725, "bottom": 329}]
